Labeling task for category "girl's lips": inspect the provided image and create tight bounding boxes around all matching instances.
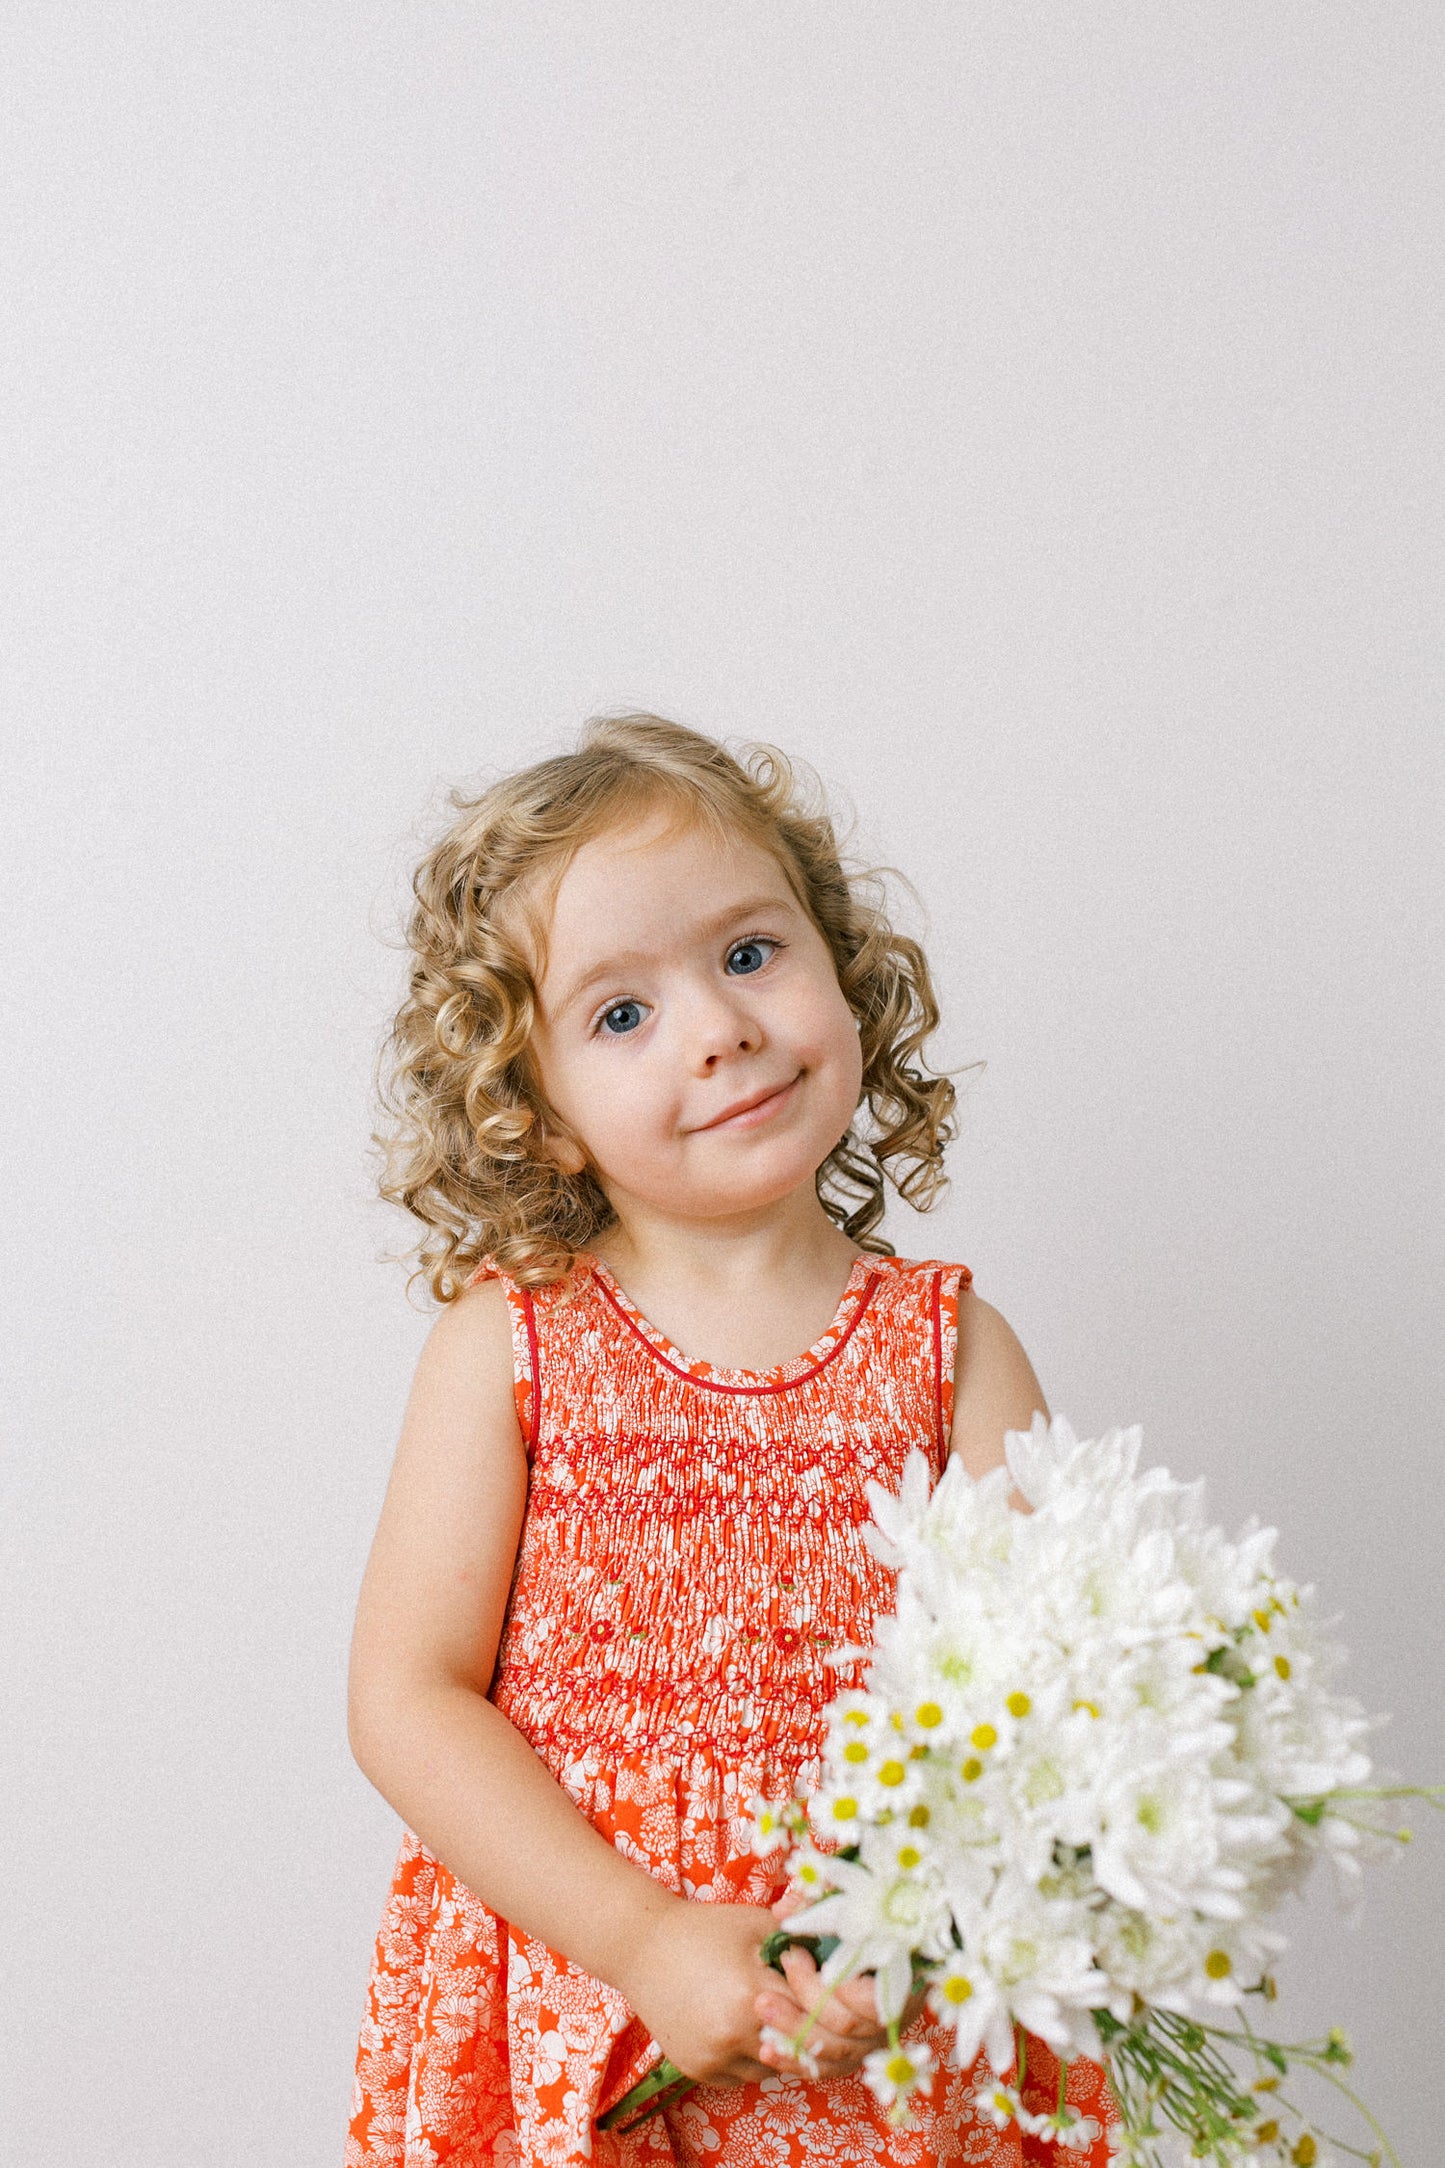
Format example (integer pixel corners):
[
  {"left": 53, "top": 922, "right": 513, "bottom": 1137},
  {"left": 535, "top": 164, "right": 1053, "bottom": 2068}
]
[{"left": 695, "top": 1072, "right": 802, "bottom": 1131}]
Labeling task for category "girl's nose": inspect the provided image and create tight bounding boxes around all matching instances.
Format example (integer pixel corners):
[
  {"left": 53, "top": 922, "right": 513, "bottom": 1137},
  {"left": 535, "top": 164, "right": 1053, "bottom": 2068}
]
[{"left": 685, "top": 980, "right": 763, "bottom": 1066}]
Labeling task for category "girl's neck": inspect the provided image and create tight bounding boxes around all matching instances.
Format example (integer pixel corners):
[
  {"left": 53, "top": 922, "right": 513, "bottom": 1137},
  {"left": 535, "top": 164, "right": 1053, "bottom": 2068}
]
[
  {"left": 585, "top": 1206, "right": 867, "bottom": 1374},
  {"left": 588, "top": 1200, "right": 859, "bottom": 1295}
]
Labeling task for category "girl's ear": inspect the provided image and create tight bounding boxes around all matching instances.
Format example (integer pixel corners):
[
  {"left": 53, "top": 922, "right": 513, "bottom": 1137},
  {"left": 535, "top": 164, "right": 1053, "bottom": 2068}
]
[{"left": 536, "top": 1121, "right": 588, "bottom": 1176}]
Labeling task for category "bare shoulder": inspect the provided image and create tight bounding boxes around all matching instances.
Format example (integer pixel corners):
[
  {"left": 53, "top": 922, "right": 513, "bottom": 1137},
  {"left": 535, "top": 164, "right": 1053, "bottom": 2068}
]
[
  {"left": 347, "top": 1275, "right": 529, "bottom": 1758},
  {"left": 381, "top": 1273, "right": 528, "bottom": 1476},
  {"left": 417, "top": 1270, "right": 521, "bottom": 1386},
  {"left": 948, "top": 1284, "right": 1051, "bottom": 1483}
]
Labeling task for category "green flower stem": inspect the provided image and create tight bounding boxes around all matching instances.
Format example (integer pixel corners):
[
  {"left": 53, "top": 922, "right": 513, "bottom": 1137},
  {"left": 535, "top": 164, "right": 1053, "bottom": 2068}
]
[
  {"left": 595, "top": 2058, "right": 692, "bottom": 2133},
  {"left": 1093, "top": 2004, "right": 1406, "bottom": 2168},
  {"left": 1314, "top": 1785, "right": 1444, "bottom": 1804},
  {"left": 1292, "top": 2062, "right": 1402, "bottom": 2168}
]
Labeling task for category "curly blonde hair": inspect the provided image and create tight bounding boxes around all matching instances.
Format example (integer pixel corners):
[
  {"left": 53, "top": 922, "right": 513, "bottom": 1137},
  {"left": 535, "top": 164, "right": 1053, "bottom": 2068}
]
[{"left": 375, "top": 713, "right": 970, "bottom": 1299}]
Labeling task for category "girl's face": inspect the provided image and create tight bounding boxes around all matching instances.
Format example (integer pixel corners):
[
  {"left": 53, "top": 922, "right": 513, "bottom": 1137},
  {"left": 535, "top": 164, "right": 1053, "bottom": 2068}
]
[{"left": 523, "top": 811, "right": 864, "bottom": 1233}]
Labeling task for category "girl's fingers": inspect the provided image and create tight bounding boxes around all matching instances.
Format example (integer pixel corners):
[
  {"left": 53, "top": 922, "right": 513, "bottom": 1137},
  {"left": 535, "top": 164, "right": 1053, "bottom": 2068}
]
[
  {"left": 758, "top": 2024, "right": 822, "bottom": 2081},
  {"left": 814, "top": 1972, "right": 882, "bottom": 2020},
  {"left": 756, "top": 1993, "right": 879, "bottom": 2079},
  {"left": 756, "top": 1948, "right": 929, "bottom": 2082},
  {"left": 776, "top": 1946, "right": 878, "bottom": 2041}
]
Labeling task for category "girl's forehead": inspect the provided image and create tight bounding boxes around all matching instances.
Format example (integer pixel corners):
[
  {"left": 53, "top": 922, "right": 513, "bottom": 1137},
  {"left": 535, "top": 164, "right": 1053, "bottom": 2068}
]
[
  {"left": 556, "top": 810, "right": 781, "bottom": 897},
  {"left": 526, "top": 815, "right": 806, "bottom": 989}
]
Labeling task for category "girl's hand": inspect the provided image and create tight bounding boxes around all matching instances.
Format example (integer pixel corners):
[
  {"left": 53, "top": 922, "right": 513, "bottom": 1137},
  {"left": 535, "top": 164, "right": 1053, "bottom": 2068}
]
[
  {"left": 619, "top": 1898, "right": 814, "bottom": 2088},
  {"left": 753, "top": 1896, "right": 930, "bottom": 2083}
]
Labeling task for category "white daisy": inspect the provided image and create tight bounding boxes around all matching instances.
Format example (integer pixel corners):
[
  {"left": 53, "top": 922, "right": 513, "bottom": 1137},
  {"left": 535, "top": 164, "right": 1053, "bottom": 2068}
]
[
  {"left": 973, "top": 2079, "right": 1046, "bottom": 2135},
  {"left": 861, "top": 2038, "right": 935, "bottom": 2121}
]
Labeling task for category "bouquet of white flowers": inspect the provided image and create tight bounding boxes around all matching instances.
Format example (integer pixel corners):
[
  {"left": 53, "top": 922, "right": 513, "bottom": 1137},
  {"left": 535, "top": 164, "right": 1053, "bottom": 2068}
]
[
  {"left": 602, "top": 1415, "right": 1440, "bottom": 2163},
  {"left": 751, "top": 1414, "right": 1440, "bottom": 2165}
]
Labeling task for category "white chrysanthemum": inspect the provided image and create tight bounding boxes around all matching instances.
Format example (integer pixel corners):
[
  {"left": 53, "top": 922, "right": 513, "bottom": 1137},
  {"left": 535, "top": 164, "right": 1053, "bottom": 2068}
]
[
  {"left": 789, "top": 1853, "right": 953, "bottom": 2023},
  {"left": 969, "top": 1875, "right": 1111, "bottom": 2061},
  {"left": 993, "top": 1703, "right": 1109, "bottom": 1880},
  {"left": 861, "top": 1447, "right": 936, "bottom": 1569},
  {"left": 1087, "top": 1713, "right": 1289, "bottom": 1919},
  {"left": 1228, "top": 1602, "right": 1372, "bottom": 1805},
  {"left": 1175, "top": 1517, "right": 1280, "bottom": 1633},
  {"left": 868, "top": 1579, "right": 1019, "bottom": 1744},
  {"left": 1094, "top": 1904, "right": 1210, "bottom": 2007}
]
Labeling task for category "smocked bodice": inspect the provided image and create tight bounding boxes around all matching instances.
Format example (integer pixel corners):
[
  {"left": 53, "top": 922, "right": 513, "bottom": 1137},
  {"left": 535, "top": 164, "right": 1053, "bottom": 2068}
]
[{"left": 478, "top": 1249, "right": 971, "bottom": 1769}]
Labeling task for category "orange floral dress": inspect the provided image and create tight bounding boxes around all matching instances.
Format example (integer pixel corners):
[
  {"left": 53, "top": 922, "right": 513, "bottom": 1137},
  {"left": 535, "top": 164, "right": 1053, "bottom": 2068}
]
[{"left": 346, "top": 1250, "right": 1116, "bottom": 2166}]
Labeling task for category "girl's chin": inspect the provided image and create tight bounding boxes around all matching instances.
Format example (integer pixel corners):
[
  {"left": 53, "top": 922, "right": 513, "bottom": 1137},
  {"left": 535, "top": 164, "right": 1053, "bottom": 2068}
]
[{"left": 673, "top": 1158, "right": 844, "bottom": 1221}]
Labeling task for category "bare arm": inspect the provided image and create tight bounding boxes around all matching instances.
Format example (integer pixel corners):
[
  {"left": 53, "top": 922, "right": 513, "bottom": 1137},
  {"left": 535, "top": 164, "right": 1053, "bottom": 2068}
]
[
  {"left": 949, "top": 1284, "right": 1050, "bottom": 1498},
  {"left": 347, "top": 1280, "right": 677, "bottom": 1977}
]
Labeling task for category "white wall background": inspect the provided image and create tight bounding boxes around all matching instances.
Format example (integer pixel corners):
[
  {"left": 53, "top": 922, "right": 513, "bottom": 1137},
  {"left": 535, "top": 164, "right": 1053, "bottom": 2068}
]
[{"left": 3, "top": 5, "right": 1441, "bottom": 2163}]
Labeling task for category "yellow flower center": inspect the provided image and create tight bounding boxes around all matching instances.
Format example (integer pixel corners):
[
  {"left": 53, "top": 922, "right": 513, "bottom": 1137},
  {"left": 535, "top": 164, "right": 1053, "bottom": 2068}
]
[
  {"left": 961, "top": 1756, "right": 984, "bottom": 1782},
  {"left": 915, "top": 1701, "right": 943, "bottom": 1728},
  {"left": 878, "top": 1760, "right": 906, "bottom": 1787},
  {"left": 897, "top": 1844, "right": 922, "bottom": 1869},
  {"left": 1274, "top": 1655, "right": 1292, "bottom": 1679},
  {"left": 1205, "top": 1949, "right": 1232, "bottom": 1979},
  {"left": 885, "top": 2053, "right": 914, "bottom": 2085},
  {"left": 970, "top": 1723, "right": 998, "bottom": 1751},
  {"left": 844, "top": 1709, "right": 869, "bottom": 1727},
  {"left": 832, "top": 1796, "right": 858, "bottom": 1821},
  {"left": 1006, "top": 1691, "right": 1031, "bottom": 1718},
  {"left": 843, "top": 1741, "right": 868, "bottom": 1764},
  {"left": 1073, "top": 1698, "right": 1100, "bottom": 1718},
  {"left": 908, "top": 1803, "right": 931, "bottom": 1827},
  {"left": 940, "top": 1973, "right": 974, "bottom": 2004}
]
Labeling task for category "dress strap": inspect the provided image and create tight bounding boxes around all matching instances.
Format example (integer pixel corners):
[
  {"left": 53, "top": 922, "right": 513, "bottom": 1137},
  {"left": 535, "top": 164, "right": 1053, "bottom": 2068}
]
[{"left": 925, "top": 1261, "right": 973, "bottom": 1475}]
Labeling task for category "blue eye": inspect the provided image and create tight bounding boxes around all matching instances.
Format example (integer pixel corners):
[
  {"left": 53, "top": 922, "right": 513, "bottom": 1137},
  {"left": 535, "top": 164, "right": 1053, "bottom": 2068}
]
[
  {"left": 597, "top": 999, "right": 647, "bottom": 1036},
  {"left": 727, "top": 937, "right": 778, "bottom": 976}
]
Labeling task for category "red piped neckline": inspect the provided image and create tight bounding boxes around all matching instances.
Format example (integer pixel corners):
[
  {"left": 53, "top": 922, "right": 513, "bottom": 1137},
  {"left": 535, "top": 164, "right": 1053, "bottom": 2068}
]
[{"left": 585, "top": 1251, "right": 883, "bottom": 1395}]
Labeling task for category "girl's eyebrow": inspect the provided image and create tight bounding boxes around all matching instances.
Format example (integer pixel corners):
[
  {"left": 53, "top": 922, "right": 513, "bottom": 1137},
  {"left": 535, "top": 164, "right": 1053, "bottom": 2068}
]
[{"left": 555, "top": 892, "right": 799, "bottom": 1016}]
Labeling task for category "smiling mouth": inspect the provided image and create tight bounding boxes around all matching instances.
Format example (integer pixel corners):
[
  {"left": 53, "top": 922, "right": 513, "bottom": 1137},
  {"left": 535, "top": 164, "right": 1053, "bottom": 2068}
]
[{"left": 695, "top": 1072, "right": 803, "bottom": 1131}]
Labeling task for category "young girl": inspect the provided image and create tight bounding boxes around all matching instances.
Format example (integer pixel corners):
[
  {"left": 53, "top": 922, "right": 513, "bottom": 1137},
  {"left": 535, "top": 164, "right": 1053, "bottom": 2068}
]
[{"left": 344, "top": 713, "right": 1114, "bottom": 2166}]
